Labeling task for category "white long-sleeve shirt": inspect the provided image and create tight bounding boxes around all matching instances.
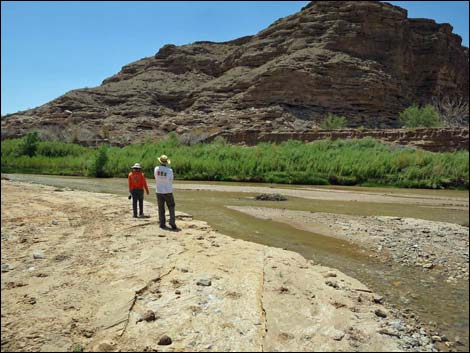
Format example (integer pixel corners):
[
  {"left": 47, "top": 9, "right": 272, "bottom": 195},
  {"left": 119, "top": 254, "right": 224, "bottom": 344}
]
[{"left": 154, "top": 165, "right": 174, "bottom": 193}]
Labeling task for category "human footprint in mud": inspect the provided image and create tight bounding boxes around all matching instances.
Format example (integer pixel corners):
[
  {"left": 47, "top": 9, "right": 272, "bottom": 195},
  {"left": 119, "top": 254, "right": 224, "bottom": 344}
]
[{"left": 128, "top": 163, "right": 150, "bottom": 218}]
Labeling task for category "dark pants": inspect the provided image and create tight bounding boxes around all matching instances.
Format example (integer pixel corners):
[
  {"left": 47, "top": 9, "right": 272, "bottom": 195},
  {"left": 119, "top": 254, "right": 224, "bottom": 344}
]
[
  {"left": 131, "top": 189, "right": 144, "bottom": 217},
  {"left": 156, "top": 193, "right": 176, "bottom": 227}
]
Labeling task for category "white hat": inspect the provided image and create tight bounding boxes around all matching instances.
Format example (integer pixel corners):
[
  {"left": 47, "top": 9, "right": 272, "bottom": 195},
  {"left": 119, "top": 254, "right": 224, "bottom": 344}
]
[
  {"left": 158, "top": 155, "right": 171, "bottom": 165},
  {"left": 131, "top": 163, "right": 142, "bottom": 169}
]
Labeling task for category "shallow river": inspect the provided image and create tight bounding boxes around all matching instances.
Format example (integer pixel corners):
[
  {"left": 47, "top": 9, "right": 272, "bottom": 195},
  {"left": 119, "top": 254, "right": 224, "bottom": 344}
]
[{"left": 4, "top": 173, "right": 469, "bottom": 350}]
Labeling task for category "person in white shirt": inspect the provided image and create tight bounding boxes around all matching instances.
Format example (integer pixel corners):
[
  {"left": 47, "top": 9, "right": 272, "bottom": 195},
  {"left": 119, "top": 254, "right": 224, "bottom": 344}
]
[{"left": 154, "top": 154, "right": 177, "bottom": 230}]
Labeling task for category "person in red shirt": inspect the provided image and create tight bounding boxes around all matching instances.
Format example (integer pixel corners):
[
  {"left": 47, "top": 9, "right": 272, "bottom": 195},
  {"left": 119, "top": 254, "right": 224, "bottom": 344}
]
[{"left": 128, "top": 163, "right": 150, "bottom": 218}]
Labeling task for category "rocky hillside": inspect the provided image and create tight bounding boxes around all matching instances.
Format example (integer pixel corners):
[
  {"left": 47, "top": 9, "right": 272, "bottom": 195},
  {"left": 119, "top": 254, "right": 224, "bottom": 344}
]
[{"left": 2, "top": 1, "right": 468, "bottom": 146}]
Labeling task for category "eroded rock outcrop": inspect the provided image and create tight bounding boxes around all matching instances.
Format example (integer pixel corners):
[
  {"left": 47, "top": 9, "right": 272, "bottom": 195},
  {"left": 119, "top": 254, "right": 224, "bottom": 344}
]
[{"left": 2, "top": 1, "right": 468, "bottom": 145}]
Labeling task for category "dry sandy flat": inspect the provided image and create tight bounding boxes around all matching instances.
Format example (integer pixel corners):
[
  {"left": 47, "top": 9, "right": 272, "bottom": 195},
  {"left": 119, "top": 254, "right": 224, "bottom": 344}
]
[
  {"left": 1, "top": 180, "right": 438, "bottom": 352},
  {"left": 174, "top": 184, "right": 469, "bottom": 210}
]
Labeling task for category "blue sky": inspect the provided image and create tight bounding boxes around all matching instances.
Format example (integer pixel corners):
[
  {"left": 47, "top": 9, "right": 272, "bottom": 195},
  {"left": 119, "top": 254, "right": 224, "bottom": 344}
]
[{"left": 1, "top": 1, "right": 469, "bottom": 116}]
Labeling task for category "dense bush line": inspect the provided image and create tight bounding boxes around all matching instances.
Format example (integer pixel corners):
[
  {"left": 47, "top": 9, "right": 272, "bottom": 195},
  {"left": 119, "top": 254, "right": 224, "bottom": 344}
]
[{"left": 1, "top": 134, "right": 468, "bottom": 189}]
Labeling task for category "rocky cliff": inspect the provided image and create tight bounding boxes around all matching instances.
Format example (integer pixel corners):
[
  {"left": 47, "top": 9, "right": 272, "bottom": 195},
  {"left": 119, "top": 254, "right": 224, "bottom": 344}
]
[{"left": 2, "top": 1, "right": 468, "bottom": 146}]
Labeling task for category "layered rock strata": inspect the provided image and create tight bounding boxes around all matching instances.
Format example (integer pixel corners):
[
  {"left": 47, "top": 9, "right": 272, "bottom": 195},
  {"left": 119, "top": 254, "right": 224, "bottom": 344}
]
[{"left": 2, "top": 1, "right": 468, "bottom": 145}]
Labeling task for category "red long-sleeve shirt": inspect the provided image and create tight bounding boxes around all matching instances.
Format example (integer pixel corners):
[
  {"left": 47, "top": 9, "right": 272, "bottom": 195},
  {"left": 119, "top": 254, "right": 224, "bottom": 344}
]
[{"left": 128, "top": 171, "right": 149, "bottom": 194}]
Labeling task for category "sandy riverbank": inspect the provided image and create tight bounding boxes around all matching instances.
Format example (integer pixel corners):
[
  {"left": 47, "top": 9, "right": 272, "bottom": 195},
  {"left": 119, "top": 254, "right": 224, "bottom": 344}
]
[
  {"left": 227, "top": 206, "right": 469, "bottom": 282},
  {"left": 1, "top": 180, "right": 440, "bottom": 352},
  {"left": 175, "top": 183, "right": 469, "bottom": 210}
]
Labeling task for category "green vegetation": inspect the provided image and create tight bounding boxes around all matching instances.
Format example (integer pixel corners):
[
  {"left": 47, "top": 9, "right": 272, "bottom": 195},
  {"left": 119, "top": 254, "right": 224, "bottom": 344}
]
[
  {"left": 399, "top": 105, "right": 442, "bottom": 128},
  {"left": 1, "top": 136, "right": 468, "bottom": 189},
  {"left": 90, "top": 144, "right": 109, "bottom": 178},
  {"left": 19, "top": 131, "right": 41, "bottom": 157},
  {"left": 320, "top": 114, "right": 348, "bottom": 129}
]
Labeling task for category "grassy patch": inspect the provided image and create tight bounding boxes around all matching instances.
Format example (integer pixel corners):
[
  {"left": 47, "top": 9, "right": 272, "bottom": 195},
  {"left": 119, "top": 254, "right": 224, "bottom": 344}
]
[{"left": 1, "top": 137, "right": 468, "bottom": 189}]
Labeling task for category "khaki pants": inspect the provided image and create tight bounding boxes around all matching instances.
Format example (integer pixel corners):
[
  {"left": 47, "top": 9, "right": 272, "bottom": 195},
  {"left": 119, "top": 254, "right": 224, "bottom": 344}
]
[{"left": 156, "top": 193, "right": 176, "bottom": 227}]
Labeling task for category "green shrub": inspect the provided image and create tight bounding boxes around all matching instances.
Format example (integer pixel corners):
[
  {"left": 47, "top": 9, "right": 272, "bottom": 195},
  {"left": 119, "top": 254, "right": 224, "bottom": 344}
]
[
  {"left": 320, "top": 114, "right": 348, "bottom": 129},
  {"left": 1, "top": 136, "right": 468, "bottom": 189},
  {"left": 90, "top": 145, "right": 109, "bottom": 178},
  {"left": 19, "top": 131, "right": 41, "bottom": 157},
  {"left": 399, "top": 105, "right": 442, "bottom": 128}
]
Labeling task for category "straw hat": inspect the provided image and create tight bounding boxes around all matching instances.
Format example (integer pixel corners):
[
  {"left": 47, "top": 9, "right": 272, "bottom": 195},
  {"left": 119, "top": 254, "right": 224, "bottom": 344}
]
[
  {"left": 158, "top": 155, "right": 171, "bottom": 165},
  {"left": 131, "top": 163, "right": 142, "bottom": 169}
]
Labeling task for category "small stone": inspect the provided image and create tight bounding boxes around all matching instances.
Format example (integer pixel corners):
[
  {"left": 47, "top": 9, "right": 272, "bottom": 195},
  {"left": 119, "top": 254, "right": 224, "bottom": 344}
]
[
  {"left": 390, "top": 320, "right": 405, "bottom": 331},
  {"left": 325, "top": 280, "right": 339, "bottom": 289},
  {"left": 197, "top": 279, "right": 211, "bottom": 286},
  {"left": 374, "top": 308, "right": 388, "bottom": 318},
  {"left": 373, "top": 295, "right": 384, "bottom": 304},
  {"left": 332, "top": 331, "right": 345, "bottom": 341},
  {"left": 140, "top": 310, "right": 156, "bottom": 322},
  {"left": 423, "top": 263, "right": 434, "bottom": 269},
  {"left": 378, "top": 328, "right": 400, "bottom": 338},
  {"left": 157, "top": 335, "right": 172, "bottom": 346},
  {"left": 52, "top": 220, "right": 59, "bottom": 225},
  {"left": 33, "top": 251, "right": 45, "bottom": 259},
  {"left": 324, "top": 271, "right": 337, "bottom": 278},
  {"left": 1, "top": 264, "right": 10, "bottom": 272},
  {"left": 82, "top": 329, "right": 94, "bottom": 338},
  {"left": 97, "top": 342, "right": 115, "bottom": 351},
  {"left": 175, "top": 290, "right": 181, "bottom": 295},
  {"left": 180, "top": 268, "right": 189, "bottom": 273},
  {"left": 431, "top": 336, "right": 442, "bottom": 342}
]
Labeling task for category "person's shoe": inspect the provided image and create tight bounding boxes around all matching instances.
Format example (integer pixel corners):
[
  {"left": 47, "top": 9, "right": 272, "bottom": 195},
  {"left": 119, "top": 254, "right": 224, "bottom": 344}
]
[
  {"left": 133, "top": 215, "right": 138, "bottom": 218},
  {"left": 138, "top": 214, "right": 145, "bottom": 218},
  {"left": 159, "top": 224, "right": 167, "bottom": 229},
  {"left": 170, "top": 224, "right": 178, "bottom": 230}
]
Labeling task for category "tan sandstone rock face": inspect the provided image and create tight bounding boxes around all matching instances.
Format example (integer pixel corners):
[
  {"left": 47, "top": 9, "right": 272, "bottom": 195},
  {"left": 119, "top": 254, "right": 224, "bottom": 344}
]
[
  {"left": 1, "top": 1, "right": 468, "bottom": 145},
  {"left": 1, "top": 180, "right": 431, "bottom": 351}
]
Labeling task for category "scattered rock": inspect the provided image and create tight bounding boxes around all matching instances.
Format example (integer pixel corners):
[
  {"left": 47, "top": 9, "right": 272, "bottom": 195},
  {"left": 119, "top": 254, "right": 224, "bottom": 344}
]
[
  {"left": 255, "top": 193, "right": 287, "bottom": 201},
  {"left": 372, "top": 295, "right": 384, "bottom": 304},
  {"left": 33, "top": 251, "right": 45, "bottom": 259},
  {"left": 324, "top": 271, "right": 337, "bottom": 278},
  {"left": 51, "top": 220, "right": 59, "bottom": 225},
  {"left": 196, "top": 279, "right": 211, "bottom": 286},
  {"left": 278, "top": 332, "right": 294, "bottom": 341},
  {"left": 378, "top": 328, "right": 400, "bottom": 338},
  {"left": 157, "top": 335, "right": 172, "bottom": 346},
  {"left": 138, "top": 310, "right": 156, "bottom": 322},
  {"left": 331, "top": 330, "right": 345, "bottom": 341},
  {"left": 175, "top": 290, "right": 181, "bottom": 295},
  {"left": 82, "top": 329, "right": 94, "bottom": 338},
  {"left": 1, "top": 264, "right": 11, "bottom": 272},
  {"left": 374, "top": 308, "right": 388, "bottom": 318},
  {"left": 96, "top": 342, "right": 115, "bottom": 351},
  {"left": 54, "top": 254, "right": 69, "bottom": 262},
  {"left": 325, "top": 280, "right": 339, "bottom": 289}
]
